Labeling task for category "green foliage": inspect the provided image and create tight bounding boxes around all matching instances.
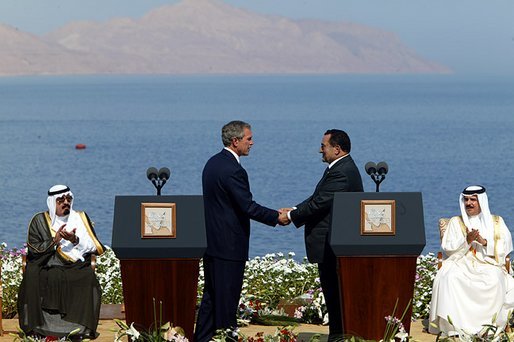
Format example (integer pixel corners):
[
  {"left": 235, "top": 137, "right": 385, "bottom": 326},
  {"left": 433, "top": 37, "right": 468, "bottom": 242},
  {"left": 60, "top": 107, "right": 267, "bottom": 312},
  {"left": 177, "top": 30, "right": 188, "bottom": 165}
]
[
  {"left": 1, "top": 243, "right": 25, "bottom": 318},
  {"left": 11, "top": 327, "right": 82, "bottom": 341},
  {"left": 114, "top": 299, "right": 189, "bottom": 342},
  {"left": 213, "top": 326, "right": 298, "bottom": 342},
  {"left": 434, "top": 312, "right": 514, "bottom": 342},
  {"left": 238, "top": 253, "right": 327, "bottom": 324},
  {"left": 251, "top": 315, "right": 301, "bottom": 326},
  {"left": 197, "top": 252, "right": 327, "bottom": 324},
  {"left": 114, "top": 319, "right": 189, "bottom": 342},
  {"left": 96, "top": 247, "right": 124, "bottom": 304},
  {"left": 242, "top": 253, "right": 319, "bottom": 308},
  {"left": 383, "top": 298, "right": 411, "bottom": 342},
  {"left": 412, "top": 253, "right": 438, "bottom": 319}
]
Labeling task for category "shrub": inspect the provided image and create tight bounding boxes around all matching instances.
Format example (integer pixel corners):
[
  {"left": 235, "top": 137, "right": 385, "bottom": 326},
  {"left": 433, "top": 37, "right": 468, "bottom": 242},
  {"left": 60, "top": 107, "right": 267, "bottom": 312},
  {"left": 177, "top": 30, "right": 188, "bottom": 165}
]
[
  {"left": 0, "top": 243, "right": 25, "bottom": 318},
  {"left": 96, "top": 246, "right": 124, "bottom": 304},
  {"left": 412, "top": 253, "right": 438, "bottom": 319}
]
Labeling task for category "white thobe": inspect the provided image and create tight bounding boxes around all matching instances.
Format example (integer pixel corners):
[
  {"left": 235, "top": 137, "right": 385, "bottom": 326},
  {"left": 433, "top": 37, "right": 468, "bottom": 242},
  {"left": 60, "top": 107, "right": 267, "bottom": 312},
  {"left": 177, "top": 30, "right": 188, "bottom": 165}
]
[
  {"left": 52, "top": 211, "right": 99, "bottom": 262},
  {"left": 429, "top": 215, "right": 514, "bottom": 336}
]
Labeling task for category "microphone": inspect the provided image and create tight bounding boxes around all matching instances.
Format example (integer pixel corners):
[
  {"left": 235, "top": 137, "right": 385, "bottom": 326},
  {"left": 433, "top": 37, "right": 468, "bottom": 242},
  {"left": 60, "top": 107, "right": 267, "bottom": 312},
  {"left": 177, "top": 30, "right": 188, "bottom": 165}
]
[
  {"left": 364, "top": 162, "right": 377, "bottom": 175},
  {"left": 146, "top": 166, "right": 171, "bottom": 195},
  {"left": 146, "top": 167, "right": 158, "bottom": 181},
  {"left": 364, "top": 161, "right": 389, "bottom": 192},
  {"left": 158, "top": 167, "right": 171, "bottom": 181},
  {"left": 377, "top": 162, "right": 389, "bottom": 175}
]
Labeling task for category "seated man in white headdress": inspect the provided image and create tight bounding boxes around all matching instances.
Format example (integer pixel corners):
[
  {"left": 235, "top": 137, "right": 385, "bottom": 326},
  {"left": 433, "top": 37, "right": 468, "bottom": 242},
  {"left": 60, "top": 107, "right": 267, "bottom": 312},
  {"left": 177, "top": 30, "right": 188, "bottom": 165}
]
[
  {"left": 17, "top": 185, "right": 105, "bottom": 339},
  {"left": 429, "top": 185, "right": 514, "bottom": 336}
]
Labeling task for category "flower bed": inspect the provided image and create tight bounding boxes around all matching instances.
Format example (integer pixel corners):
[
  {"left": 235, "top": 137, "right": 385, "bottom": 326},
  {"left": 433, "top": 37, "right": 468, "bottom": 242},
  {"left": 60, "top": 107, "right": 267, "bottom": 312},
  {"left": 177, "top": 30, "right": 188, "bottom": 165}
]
[{"left": 1, "top": 244, "right": 439, "bottom": 322}]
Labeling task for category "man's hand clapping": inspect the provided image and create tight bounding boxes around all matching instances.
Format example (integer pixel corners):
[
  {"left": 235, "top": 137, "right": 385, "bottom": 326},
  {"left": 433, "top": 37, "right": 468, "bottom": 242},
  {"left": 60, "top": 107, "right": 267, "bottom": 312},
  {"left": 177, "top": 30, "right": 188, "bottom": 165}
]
[
  {"left": 53, "top": 224, "right": 66, "bottom": 243},
  {"left": 55, "top": 225, "right": 79, "bottom": 245},
  {"left": 466, "top": 228, "right": 487, "bottom": 246}
]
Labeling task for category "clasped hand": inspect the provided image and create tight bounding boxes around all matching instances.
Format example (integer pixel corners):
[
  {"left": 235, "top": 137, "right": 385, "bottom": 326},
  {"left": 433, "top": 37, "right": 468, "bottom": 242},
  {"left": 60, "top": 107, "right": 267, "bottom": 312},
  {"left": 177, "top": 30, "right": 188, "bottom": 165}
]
[
  {"left": 54, "top": 224, "right": 78, "bottom": 244},
  {"left": 277, "top": 208, "right": 293, "bottom": 226},
  {"left": 466, "top": 228, "right": 486, "bottom": 246}
]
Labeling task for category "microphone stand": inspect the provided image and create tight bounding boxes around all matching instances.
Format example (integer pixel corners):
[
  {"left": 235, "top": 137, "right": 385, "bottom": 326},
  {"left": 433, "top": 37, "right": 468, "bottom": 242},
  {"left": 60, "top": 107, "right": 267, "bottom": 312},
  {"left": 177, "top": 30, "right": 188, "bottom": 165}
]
[
  {"left": 370, "top": 173, "right": 385, "bottom": 192},
  {"left": 365, "top": 161, "right": 388, "bottom": 192},
  {"left": 151, "top": 178, "right": 167, "bottom": 196},
  {"left": 147, "top": 167, "right": 170, "bottom": 196}
]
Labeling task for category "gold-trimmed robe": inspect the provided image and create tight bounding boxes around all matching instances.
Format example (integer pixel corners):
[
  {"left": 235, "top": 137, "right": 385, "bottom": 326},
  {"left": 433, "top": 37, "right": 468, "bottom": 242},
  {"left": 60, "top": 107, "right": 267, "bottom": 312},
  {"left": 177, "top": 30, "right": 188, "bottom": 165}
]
[{"left": 17, "top": 211, "right": 105, "bottom": 338}]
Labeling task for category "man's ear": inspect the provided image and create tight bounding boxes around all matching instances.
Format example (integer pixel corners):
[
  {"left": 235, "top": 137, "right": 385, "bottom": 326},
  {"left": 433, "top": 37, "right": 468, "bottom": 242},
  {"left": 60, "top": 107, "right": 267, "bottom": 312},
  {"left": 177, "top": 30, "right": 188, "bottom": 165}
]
[
  {"left": 231, "top": 137, "right": 239, "bottom": 148},
  {"left": 334, "top": 145, "right": 342, "bottom": 155}
]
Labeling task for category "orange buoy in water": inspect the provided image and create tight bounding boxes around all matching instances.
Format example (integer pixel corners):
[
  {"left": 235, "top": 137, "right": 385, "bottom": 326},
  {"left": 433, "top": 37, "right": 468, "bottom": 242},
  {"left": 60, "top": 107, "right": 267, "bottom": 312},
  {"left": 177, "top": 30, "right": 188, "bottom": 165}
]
[{"left": 75, "top": 144, "right": 87, "bottom": 150}]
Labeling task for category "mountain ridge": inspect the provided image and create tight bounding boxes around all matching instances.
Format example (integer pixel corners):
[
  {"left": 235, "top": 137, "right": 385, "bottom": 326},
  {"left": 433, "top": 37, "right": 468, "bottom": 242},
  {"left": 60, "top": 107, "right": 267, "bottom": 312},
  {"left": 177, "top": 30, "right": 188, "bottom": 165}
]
[{"left": 0, "top": 0, "right": 451, "bottom": 76}]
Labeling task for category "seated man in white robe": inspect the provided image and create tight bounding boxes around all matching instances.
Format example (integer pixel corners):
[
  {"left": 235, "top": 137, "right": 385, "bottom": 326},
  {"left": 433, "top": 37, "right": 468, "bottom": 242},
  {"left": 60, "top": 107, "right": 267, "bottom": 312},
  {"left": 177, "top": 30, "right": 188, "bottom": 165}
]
[
  {"left": 429, "top": 185, "right": 514, "bottom": 336},
  {"left": 17, "top": 185, "right": 105, "bottom": 339}
]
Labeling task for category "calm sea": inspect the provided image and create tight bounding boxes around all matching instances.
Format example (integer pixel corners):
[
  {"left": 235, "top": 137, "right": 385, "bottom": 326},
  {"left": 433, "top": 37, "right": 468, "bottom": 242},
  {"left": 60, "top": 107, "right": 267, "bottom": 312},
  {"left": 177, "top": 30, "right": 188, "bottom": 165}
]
[{"left": 0, "top": 74, "right": 513, "bottom": 259}]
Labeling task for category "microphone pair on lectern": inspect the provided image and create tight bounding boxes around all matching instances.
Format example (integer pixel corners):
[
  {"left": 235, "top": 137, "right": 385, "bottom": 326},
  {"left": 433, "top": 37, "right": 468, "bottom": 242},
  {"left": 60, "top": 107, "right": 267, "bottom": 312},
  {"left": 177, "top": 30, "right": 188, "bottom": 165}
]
[
  {"left": 146, "top": 167, "right": 171, "bottom": 196},
  {"left": 364, "top": 161, "right": 388, "bottom": 192}
]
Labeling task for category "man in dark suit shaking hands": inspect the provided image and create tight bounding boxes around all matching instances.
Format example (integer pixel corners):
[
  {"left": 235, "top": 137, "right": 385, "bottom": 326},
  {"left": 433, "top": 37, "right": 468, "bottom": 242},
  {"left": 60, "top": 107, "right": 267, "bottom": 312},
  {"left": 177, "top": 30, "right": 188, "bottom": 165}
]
[
  {"left": 195, "top": 120, "right": 289, "bottom": 342},
  {"left": 282, "top": 129, "right": 363, "bottom": 342}
]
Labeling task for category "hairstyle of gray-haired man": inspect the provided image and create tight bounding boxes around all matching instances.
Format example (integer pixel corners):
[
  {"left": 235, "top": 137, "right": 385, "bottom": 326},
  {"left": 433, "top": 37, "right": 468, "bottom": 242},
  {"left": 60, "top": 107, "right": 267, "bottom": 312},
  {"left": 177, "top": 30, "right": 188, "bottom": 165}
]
[{"left": 221, "top": 120, "right": 251, "bottom": 148}]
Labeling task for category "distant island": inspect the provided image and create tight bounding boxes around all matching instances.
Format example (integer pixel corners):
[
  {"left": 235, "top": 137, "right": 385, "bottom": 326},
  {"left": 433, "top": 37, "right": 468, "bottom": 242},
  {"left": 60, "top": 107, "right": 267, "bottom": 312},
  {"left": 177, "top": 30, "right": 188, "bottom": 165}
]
[{"left": 0, "top": 0, "right": 451, "bottom": 76}]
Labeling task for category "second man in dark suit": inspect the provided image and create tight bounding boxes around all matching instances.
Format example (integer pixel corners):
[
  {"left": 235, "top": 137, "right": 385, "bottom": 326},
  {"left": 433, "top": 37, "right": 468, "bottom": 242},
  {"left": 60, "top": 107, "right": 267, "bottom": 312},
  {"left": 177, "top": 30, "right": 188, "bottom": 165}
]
[
  {"left": 195, "top": 120, "right": 289, "bottom": 342},
  {"left": 283, "top": 129, "right": 363, "bottom": 341}
]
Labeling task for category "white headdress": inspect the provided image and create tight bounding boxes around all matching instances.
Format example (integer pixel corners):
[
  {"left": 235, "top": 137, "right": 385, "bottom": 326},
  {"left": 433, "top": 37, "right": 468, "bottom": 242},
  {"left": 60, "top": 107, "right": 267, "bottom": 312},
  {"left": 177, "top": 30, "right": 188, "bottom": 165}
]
[
  {"left": 47, "top": 185, "right": 74, "bottom": 226},
  {"left": 46, "top": 184, "right": 97, "bottom": 261},
  {"left": 459, "top": 185, "right": 494, "bottom": 237}
]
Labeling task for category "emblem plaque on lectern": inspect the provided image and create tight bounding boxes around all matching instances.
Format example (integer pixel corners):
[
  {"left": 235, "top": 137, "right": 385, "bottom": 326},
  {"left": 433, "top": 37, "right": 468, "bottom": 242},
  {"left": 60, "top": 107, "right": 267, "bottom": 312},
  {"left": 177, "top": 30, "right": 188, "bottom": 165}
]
[
  {"left": 360, "top": 199, "right": 396, "bottom": 235},
  {"left": 141, "top": 202, "right": 177, "bottom": 238}
]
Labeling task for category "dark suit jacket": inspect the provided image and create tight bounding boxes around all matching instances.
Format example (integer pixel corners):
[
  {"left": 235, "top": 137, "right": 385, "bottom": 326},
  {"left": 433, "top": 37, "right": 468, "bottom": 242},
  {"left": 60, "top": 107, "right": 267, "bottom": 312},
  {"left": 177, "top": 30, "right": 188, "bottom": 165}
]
[
  {"left": 202, "top": 149, "right": 279, "bottom": 261},
  {"left": 291, "top": 155, "right": 363, "bottom": 263}
]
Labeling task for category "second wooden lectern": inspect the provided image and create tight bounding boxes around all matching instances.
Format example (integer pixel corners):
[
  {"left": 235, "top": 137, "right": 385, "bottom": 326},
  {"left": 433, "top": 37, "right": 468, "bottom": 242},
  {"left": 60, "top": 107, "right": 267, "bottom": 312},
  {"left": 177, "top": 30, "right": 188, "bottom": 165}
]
[{"left": 330, "top": 192, "right": 425, "bottom": 340}]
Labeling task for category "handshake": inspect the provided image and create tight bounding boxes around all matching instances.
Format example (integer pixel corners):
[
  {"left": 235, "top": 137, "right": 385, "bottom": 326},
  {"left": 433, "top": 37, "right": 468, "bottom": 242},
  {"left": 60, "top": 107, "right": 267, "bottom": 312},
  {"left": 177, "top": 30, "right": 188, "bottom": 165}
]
[{"left": 277, "top": 208, "right": 293, "bottom": 226}]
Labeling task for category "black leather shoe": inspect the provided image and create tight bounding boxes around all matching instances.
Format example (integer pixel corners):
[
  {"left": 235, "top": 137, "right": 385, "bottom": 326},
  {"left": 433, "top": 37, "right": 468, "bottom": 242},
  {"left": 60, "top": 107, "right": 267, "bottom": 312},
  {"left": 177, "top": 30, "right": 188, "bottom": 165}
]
[
  {"left": 82, "top": 328, "right": 98, "bottom": 339},
  {"left": 327, "top": 333, "right": 344, "bottom": 342}
]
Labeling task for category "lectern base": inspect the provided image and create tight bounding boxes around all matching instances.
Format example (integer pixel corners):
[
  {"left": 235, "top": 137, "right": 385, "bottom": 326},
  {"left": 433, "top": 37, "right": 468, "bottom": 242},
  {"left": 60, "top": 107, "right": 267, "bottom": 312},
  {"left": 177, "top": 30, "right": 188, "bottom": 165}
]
[
  {"left": 120, "top": 259, "right": 200, "bottom": 341},
  {"left": 338, "top": 256, "right": 417, "bottom": 340}
]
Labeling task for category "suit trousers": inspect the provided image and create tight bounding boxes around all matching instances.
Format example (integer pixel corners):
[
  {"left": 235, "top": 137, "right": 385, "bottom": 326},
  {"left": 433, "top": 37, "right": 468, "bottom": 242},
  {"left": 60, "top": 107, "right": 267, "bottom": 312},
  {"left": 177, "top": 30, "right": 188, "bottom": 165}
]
[
  {"left": 318, "top": 254, "right": 343, "bottom": 335},
  {"left": 194, "top": 256, "right": 246, "bottom": 342}
]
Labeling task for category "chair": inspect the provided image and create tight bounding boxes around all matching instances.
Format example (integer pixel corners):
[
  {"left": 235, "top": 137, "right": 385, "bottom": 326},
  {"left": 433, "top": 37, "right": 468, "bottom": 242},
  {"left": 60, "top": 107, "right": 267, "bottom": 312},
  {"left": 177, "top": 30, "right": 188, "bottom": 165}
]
[
  {"left": 436, "top": 218, "right": 450, "bottom": 269},
  {"left": 0, "top": 259, "right": 3, "bottom": 336}
]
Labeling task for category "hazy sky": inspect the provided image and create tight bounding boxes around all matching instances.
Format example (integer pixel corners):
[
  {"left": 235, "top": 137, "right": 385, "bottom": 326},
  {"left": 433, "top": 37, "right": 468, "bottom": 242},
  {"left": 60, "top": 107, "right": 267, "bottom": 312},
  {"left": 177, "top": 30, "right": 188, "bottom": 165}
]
[{"left": 1, "top": 0, "right": 513, "bottom": 75}]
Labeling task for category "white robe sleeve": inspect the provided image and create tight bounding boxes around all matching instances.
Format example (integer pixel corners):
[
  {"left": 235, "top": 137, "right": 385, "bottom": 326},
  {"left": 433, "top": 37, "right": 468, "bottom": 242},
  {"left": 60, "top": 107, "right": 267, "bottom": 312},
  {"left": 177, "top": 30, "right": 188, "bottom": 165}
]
[
  {"left": 494, "top": 216, "right": 513, "bottom": 266},
  {"left": 500, "top": 217, "right": 513, "bottom": 253},
  {"left": 484, "top": 224, "right": 496, "bottom": 256},
  {"left": 441, "top": 216, "right": 469, "bottom": 257}
]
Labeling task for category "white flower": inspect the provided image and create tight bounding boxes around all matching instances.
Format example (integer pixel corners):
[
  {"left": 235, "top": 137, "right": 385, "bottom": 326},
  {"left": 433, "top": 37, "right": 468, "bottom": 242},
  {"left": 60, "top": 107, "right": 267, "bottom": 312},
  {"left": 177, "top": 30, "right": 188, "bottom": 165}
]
[
  {"left": 395, "top": 331, "right": 409, "bottom": 341},
  {"left": 294, "top": 307, "right": 304, "bottom": 319},
  {"left": 126, "top": 322, "right": 141, "bottom": 340}
]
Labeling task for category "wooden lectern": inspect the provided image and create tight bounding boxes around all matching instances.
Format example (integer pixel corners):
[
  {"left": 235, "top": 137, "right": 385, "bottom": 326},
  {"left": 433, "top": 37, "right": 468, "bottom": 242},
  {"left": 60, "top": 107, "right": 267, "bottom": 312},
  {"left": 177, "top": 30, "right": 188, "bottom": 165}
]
[
  {"left": 111, "top": 196, "right": 206, "bottom": 341},
  {"left": 330, "top": 192, "right": 425, "bottom": 340}
]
